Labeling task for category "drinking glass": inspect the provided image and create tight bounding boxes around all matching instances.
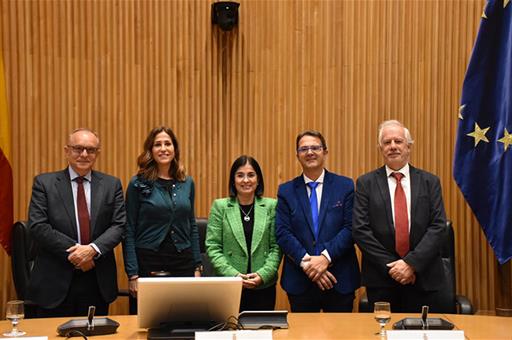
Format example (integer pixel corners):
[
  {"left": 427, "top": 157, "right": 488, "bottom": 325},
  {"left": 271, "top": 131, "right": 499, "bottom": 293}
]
[
  {"left": 3, "top": 300, "right": 26, "bottom": 337},
  {"left": 374, "top": 301, "right": 391, "bottom": 337}
]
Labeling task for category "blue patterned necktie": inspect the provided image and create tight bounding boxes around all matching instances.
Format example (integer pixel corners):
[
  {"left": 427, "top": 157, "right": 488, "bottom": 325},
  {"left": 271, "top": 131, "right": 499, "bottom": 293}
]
[{"left": 307, "top": 182, "right": 319, "bottom": 254}]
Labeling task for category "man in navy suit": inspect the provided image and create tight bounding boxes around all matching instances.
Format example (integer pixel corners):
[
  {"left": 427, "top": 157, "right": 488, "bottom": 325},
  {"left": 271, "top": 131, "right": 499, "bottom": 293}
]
[
  {"left": 27, "top": 128, "right": 126, "bottom": 317},
  {"left": 276, "top": 130, "right": 360, "bottom": 312},
  {"left": 352, "top": 120, "right": 447, "bottom": 312}
]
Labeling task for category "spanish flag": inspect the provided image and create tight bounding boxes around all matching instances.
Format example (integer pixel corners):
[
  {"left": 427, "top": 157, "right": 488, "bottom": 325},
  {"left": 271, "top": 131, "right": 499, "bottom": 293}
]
[{"left": 0, "top": 50, "right": 13, "bottom": 255}]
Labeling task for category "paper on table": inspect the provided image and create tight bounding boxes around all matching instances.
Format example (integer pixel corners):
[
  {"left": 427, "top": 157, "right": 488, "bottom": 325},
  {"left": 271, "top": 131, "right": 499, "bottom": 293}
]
[
  {"left": 195, "top": 329, "right": 273, "bottom": 340},
  {"left": 3, "top": 337, "right": 48, "bottom": 340},
  {"left": 386, "top": 330, "right": 464, "bottom": 340}
]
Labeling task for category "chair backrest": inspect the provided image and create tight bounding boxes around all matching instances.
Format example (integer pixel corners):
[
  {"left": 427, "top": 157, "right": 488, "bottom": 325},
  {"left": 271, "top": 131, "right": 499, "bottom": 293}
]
[
  {"left": 11, "top": 221, "right": 38, "bottom": 318},
  {"left": 438, "top": 220, "right": 457, "bottom": 313},
  {"left": 196, "top": 217, "right": 215, "bottom": 277},
  {"left": 11, "top": 221, "right": 36, "bottom": 300}
]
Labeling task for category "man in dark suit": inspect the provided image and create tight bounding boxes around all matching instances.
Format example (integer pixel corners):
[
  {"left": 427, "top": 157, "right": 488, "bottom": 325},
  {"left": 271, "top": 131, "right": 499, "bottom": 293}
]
[
  {"left": 27, "top": 128, "right": 126, "bottom": 317},
  {"left": 352, "top": 120, "right": 447, "bottom": 312},
  {"left": 276, "top": 130, "right": 360, "bottom": 312}
]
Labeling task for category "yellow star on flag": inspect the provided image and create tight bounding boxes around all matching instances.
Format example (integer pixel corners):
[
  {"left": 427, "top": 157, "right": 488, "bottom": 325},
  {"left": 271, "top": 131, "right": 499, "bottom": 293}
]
[
  {"left": 467, "top": 123, "right": 490, "bottom": 147},
  {"left": 498, "top": 128, "right": 512, "bottom": 151},
  {"left": 504, "top": 0, "right": 510, "bottom": 8},
  {"left": 458, "top": 104, "right": 465, "bottom": 120},
  {"left": 482, "top": 3, "right": 488, "bottom": 18}
]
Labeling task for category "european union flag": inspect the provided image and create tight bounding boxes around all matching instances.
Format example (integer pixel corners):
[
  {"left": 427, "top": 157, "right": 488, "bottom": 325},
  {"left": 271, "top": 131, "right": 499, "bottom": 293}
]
[{"left": 454, "top": 0, "right": 512, "bottom": 264}]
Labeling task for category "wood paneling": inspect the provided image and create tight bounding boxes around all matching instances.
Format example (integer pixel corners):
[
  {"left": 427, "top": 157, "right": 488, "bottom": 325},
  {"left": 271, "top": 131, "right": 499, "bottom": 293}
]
[{"left": 1, "top": 0, "right": 501, "bottom": 315}]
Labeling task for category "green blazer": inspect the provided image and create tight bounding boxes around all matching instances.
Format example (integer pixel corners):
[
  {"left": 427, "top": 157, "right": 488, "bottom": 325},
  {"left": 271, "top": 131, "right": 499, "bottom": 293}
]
[{"left": 206, "top": 197, "right": 282, "bottom": 289}]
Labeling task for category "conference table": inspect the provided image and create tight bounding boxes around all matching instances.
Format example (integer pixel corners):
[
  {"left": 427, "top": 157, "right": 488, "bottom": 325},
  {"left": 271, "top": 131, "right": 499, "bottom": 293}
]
[{"left": 0, "top": 313, "right": 510, "bottom": 339}]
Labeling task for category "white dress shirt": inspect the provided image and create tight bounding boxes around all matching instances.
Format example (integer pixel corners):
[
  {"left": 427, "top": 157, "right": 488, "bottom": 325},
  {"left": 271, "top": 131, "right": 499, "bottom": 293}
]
[
  {"left": 68, "top": 167, "right": 100, "bottom": 254},
  {"left": 302, "top": 170, "right": 332, "bottom": 263},
  {"left": 385, "top": 163, "right": 412, "bottom": 231},
  {"left": 303, "top": 170, "right": 324, "bottom": 211}
]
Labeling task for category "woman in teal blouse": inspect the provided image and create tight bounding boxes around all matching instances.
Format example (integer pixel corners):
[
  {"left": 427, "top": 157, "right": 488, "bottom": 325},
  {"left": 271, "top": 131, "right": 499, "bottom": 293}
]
[
  {"left": 206, "top": 155, "right": 282, "bottom": 311},
  {"left": 123, "top": 126, "right": 201, "bottom": 313}
]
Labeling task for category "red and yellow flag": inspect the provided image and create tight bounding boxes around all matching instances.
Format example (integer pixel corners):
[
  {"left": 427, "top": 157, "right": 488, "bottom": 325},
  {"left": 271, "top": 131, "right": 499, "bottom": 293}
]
[{"left": 0, "top": 50, "right": 13, "bottom": 255}]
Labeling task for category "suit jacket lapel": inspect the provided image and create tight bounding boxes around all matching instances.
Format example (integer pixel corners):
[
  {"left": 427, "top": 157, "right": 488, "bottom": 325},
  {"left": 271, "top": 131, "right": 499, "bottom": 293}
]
[
  {"left": 90, "top": 171, "right": 104, "bottom": 237},
  {"left": 409, "top": 165, "right": 420, "bottom": 242},
  {"left": 226, "top": 200, "right": 249, "bottom": 256},
  {"left": 317, "top": 171, "right": 332, "bottom": 234},
  {"left": 376, "top": 166, "right": 395, "bottom": 236},
  {"left": 294, "top": 177, "right": 315, "bottom": 236},
  {"left": 250, "top": 198, "right": 267, "bottom": 255},
  {"left": 55, "top": 169, "right": 78, "bottom": 240}
]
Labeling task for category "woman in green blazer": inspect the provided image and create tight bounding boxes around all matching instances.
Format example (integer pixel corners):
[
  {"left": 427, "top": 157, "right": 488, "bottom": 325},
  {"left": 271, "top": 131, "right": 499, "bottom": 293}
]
[{"left": 206, "top": 155, "right": 282, "bottom": 311}]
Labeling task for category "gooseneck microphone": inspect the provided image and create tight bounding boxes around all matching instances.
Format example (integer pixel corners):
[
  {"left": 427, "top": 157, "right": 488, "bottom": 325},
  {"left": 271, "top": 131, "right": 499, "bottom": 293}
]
[
  {"left": 421, "top": 305, "right": 429, "bottom": 330},
  {"left": 57, "top": 305, "right": 120, "bottom": 337},
  {"left": 87, "top": 306, "right": 95, "bottom": 331}
]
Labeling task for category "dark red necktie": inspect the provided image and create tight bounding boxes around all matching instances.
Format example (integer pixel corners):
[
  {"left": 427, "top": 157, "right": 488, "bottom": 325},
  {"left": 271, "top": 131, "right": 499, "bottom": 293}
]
[
  {"left": 392, "top": 172, "right": 409, "bottom": 257},
  {"left": 75, "top": 177, "right": 90, "bottom": 244}
]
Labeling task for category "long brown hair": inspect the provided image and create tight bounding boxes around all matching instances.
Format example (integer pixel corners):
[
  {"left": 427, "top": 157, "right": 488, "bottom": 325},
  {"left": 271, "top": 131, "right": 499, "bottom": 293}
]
[{"left": 136, "top": 126, "right": 187, "bottom": 181}]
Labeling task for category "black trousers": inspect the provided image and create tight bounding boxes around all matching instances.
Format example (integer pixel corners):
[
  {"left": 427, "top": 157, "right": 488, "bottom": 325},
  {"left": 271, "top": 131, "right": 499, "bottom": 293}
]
[
  {"left": 239, "top": 285, "right": 276, "bottom": 312},
  {"left": 287, "top": 285, "right": 355, "bottom": 312},
  {"left": 35, "top": 269, "right": 108, "bottom": 318},
  {"left": 129, "top": 237, "right": 195, "bottom": 315},
  {"left": 366, "top": 286, "right": 447, "bottom": 313}
]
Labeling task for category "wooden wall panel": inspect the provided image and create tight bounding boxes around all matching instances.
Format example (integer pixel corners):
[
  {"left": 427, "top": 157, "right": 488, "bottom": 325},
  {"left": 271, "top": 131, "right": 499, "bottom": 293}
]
[{"left": 1, "top": 0, "right": 502, "bottom": 316}]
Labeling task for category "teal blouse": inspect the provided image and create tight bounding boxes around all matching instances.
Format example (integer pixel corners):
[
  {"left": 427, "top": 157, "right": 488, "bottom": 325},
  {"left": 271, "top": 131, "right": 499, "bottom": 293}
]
[{"left": 122, "top": 175, "right": 200, "bottom": 277}]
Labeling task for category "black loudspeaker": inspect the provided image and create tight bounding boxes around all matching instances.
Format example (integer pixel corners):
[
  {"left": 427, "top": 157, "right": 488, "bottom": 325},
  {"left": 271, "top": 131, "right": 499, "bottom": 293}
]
[
  {"left": 57, "top": 306, "right": 119, "bottom": 337},
  {"left": 212, "top": 1, "right": 240, "bottom": 31}
]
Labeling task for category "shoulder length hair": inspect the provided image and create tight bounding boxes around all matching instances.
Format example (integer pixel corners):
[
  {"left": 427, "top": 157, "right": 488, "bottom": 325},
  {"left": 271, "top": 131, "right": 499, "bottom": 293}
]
[
  {"left": 228, "top": 155, "right": 265, "bottom": 198},
  {"left": 136, "top": 126, "right": 187, "bottom": 181}
]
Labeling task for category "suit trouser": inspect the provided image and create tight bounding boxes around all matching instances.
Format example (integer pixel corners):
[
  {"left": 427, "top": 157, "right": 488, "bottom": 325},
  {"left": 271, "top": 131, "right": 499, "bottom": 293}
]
[
  {"left": 35, "top": 269, "right": 108, "bottom": 318},
  {"left": 240, "top": 285, "right": 276, "bottom": 312},
  {"left": 287, "top": 285, "right": 355, "bottom": 312},
  {"left": 366, "top": 285, "right": 447, "bottom": 313}
]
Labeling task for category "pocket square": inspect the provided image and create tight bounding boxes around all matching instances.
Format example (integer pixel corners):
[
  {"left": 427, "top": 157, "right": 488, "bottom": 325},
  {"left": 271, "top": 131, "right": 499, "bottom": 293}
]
[{"left": 332, "top": 201, "right": 343, "bottom": 208}]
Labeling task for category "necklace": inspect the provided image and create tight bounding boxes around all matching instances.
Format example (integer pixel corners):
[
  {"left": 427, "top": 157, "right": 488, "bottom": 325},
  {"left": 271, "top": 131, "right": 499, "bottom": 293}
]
[{"left": 239, "top": 204, "right": 254, "bottom": 222}]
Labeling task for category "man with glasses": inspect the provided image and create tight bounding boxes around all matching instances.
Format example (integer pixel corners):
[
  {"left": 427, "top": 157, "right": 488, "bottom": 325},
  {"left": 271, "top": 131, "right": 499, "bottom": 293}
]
[
  {"left": 27, "top": 128, "right": 126, "bottom": 317},
  {"left": 276, "top": 130, "right": 360, "bottom": 312}
]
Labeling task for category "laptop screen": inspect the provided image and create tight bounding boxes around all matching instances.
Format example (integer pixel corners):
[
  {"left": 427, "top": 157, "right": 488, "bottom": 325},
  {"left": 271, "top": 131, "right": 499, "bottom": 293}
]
[{"left": 137, "top": 277, "right": 242, "bottom": 329}]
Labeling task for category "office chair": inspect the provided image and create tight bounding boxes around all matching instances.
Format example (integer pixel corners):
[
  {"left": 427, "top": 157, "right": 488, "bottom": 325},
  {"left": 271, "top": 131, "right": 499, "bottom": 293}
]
[
  {"left": 196, "top": 217, "right": 215, "bottom": 277},
  {"left": 358, "top": 220, "right": 474, "bottom": 314},
  {"left": 10, "top": 221, "right": 37, "bottom": 318}
]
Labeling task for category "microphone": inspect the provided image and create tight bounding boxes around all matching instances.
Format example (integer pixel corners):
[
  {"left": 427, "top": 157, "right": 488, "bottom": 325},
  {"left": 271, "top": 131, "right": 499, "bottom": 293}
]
[
  {"left": 57, "top": 305, "right": 120, "bottom": 337},
  {"left": 421, "top": 305, "right": 429, "bottom": 330},
  {"left": 87, "top": 306, "right": 95, "bottom": 331},
  {"left": 393, "top": 304, "right": 454, "bottom": 330}
]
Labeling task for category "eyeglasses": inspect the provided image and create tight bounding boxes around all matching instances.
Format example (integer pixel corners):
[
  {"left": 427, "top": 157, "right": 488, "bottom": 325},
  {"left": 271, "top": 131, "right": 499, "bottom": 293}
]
[
  {"left": 67, "top": 145, "right": 100, "bottom": 155},
  {"left": 297, "top": 145, "right": 324, "bottom": 154}
]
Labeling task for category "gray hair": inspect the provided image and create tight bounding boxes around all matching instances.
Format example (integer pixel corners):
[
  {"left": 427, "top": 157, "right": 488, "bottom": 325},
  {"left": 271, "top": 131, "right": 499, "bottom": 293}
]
[{"left": 377, "top": 120, "right": 414, "bottom": 146}]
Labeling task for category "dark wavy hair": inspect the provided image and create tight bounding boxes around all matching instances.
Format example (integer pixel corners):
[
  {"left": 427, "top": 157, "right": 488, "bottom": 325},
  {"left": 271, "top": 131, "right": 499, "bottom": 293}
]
[
  {"left": 228, "top": 155, "right": 264, "bottom": 198},
  {"left": 137, "top": 126, "right": 186, "bottom": 181}
]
